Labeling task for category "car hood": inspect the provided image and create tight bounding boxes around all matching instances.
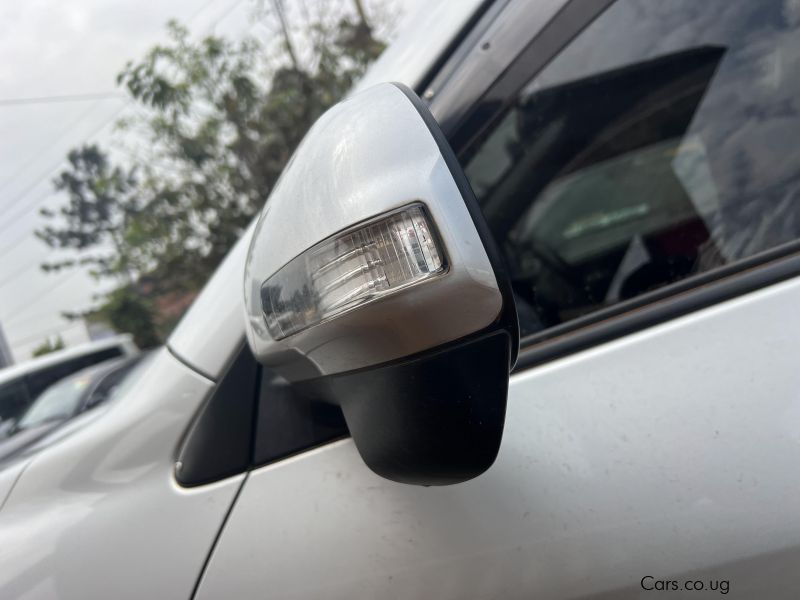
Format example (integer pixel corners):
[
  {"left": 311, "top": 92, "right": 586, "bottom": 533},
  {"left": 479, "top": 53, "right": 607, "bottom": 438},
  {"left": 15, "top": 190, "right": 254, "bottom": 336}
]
[
  {"left": 0, "top": 422, "right": 69, "bottom": 512},
  {"left": 0, "top": 422, "right": 64, "bottom": 464}
]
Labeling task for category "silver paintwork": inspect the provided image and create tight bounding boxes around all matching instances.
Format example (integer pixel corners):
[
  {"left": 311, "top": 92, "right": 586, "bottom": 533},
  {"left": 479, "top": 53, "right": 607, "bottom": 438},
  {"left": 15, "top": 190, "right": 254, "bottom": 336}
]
[
  {"left": 0, "top": 348, "right": 243, "bottom": 599},
  {"left": 200, "top": 276, "right": 800, "bottom": 600},
  {"left": 0, "top": 458, "right": 28, "bottom": 510},
  {"left": 167, "top": 221, "right": 255, "bottom": 381},
  {"left": 5, "top": 2, "right": 799, "bottom": 599},
  {"left": 426, "top": 0, "right": 566, "bottom": 126},
  {"left": 243, "top": 83, "right": 502, "bottom": 376}
]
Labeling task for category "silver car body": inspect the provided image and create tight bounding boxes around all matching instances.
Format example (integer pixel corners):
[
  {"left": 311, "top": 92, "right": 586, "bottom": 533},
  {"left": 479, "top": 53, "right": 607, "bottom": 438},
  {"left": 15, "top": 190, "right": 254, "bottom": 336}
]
[{"left": 1, "top": 2, "right": 798, "bottom": 599}]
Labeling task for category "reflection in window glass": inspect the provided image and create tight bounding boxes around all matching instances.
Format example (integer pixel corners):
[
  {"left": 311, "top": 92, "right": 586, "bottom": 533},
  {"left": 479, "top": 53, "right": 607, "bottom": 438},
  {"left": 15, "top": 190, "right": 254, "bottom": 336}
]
[
  {"left": 461, "top": 0, "right": 800, "bottom": 337},
  {"left": 0, "top": 382, "right": 30, "bottom": 422},
  {"left": 16, "top": 376, "right": 90, "bottom": 430},
  {"left": 25, "top": 347, "right": 123, "bottom": 400}
]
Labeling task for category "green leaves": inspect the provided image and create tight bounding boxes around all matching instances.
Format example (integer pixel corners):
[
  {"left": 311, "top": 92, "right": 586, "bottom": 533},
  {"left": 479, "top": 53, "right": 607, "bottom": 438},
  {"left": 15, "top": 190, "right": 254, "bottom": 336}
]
[
  {"left": 40, "top": 1, "right": 390, "bottom": 343},
  {"left": 32, "top": 336, "right": 65, "bottom": 357}
]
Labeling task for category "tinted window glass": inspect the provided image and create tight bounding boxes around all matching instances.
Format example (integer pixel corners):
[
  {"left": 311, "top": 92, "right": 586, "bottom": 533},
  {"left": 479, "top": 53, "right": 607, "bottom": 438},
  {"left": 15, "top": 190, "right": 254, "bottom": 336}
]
[
  {"left": 175, "top": 347, "right": 258, "bottom": 486},
  {"left": 460, "top": 0, "right": 800, "bottom": 337},
  {"left": 84, "top": 357, "right": 142, "bottom": 409},
  {"left": 0, "top": 381, "right": 30, "bottom": 422},
  {"left": 175, "top": 344, "right": 348, "bottom": 486},
  {"left": 253, "top": 369, "right": 348, "bottom": 467},
  {"left": 25, "top": 347, "right": 123, "bottom": 399},
  {"left": 16, "top": 375, "right": 91, "bottom": 430}
]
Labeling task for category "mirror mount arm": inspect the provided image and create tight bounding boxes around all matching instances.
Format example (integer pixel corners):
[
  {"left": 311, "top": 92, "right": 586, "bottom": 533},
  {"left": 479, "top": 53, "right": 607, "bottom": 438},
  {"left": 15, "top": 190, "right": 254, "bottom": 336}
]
[{"left": 296, "top": 330, "right": 510, "bottom": 485}]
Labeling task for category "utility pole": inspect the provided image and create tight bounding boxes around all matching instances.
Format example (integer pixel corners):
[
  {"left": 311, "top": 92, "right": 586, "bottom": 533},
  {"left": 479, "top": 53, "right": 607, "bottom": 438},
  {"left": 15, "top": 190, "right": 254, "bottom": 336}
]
[
  {"left": 0, "top": 322, "right": 13, "bottom": 368},
  {"left": 271, "top": 0, "right": 300, "bottom": 70},
  {"left": 353, "top": 0, "right": 370, "bottom": 30}
]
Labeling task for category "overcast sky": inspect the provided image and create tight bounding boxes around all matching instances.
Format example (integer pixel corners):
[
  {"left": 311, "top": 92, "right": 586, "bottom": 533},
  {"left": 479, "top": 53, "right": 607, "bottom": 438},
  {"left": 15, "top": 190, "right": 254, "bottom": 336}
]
[{"left": 0, "top": 0, "right": 425, "bottom": 361}]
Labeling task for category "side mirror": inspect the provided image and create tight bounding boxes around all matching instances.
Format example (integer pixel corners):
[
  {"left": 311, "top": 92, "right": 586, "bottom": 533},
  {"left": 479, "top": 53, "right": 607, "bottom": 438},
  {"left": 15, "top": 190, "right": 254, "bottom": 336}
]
[{"left": 244, "top": 83, "right": 518, "bottom": 485}]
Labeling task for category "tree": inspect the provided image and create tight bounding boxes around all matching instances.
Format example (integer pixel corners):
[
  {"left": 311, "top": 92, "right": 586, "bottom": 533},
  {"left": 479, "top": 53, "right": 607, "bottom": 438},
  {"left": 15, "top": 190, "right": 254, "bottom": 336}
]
[
  {"left": 38, "top": 2, "right": 391, "bottom": 343},
  {"left": 32, "top": 336, "right": 65, "bottom": 357},
  {"left": 94, "top": 288, "right": 161, "bottom": 349},
  {"left": 37, "top": 145, "right": 139, "bottom": 280}
]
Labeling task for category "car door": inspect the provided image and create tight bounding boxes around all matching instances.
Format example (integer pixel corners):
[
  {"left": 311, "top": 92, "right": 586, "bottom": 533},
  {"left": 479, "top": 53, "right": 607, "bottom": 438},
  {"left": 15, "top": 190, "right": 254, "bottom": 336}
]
[{"left": 196, "top": 1, "right": 800, "bottom": 598}]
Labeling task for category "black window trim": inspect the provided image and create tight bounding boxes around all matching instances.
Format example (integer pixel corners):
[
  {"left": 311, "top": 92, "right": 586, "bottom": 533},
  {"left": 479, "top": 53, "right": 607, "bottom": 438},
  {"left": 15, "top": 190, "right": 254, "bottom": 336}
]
[
  {"left": 428, "top": 0, "right": 616, "bottom": 148},
  {"left": 515, "top": 244, "right": 800, "bottom": 371},
  {"left": 173, "top": 338, "right": 350, "bottom": 487},
  {"left": 426, "top": 0, "right": 800, "bottom": 373}
]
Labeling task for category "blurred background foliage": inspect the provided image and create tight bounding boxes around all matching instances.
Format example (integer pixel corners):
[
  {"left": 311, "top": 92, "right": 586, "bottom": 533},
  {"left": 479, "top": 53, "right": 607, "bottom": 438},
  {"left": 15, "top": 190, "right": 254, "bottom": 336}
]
[
  {"left": 31, "top": 335, "right": 65, "bottom": 357},
  {"left": 35, "top": 0, "right": 391, "bottom": 348}
]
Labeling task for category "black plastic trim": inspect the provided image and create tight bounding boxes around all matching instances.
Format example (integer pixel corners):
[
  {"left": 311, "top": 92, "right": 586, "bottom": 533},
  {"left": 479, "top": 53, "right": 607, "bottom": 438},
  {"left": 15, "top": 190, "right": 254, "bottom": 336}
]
[
  {"left": 516, "top": 250, "right": 800, "bottom": 371},
  {"left": 432, "top": 0, "right": 615, "bottom": 144},
  {"left": 252, "top": 368, "right": 348, "bottom": 468},
  {"left": 416, "top": 0, "right": 509, "bottom": 96},
  {"left": 175, "top": 341, "right": 260, "bottom": 487},
  {"left": 302, "top": 330, "right": 510, "bottom": 485}
]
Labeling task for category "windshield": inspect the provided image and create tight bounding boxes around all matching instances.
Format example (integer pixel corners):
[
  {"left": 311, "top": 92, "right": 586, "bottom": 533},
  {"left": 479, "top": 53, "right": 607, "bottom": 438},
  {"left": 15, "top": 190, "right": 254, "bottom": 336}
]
[{"left": 15, "top": 375, "right": 91, "bottom": 430}]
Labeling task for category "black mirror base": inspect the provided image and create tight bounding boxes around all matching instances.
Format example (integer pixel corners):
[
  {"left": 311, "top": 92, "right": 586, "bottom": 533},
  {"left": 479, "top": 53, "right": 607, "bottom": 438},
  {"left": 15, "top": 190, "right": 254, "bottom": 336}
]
[{"left": 323, "top": 331, "right": 511, "bottom": 486}]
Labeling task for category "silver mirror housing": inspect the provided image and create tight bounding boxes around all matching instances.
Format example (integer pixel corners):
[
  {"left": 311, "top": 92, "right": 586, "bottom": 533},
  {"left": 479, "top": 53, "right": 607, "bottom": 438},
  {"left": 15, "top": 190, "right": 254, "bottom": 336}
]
[
  {"left": 245, "top": 83, "right": 505, "bottom": 378},
  {"left": 244, "top": 83, "right": 518, "bottom": 484}
]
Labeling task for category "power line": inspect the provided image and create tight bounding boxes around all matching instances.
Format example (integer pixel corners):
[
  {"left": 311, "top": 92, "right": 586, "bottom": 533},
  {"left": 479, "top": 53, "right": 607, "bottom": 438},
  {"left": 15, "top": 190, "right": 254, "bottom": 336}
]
[
  {"left": 0, "top": 141, "right": 177, "bottom": 261},
  {"left": 0, "top": 0, "right": 243, "bottom": 281},
  {"left": 4, "top": 268, "right": 87, "bottom": 324},
  {"left": 0, "top": 147, "right": 150, "bottom": 259},
  {"left": 2, "top": 309, "right": 66, "bottom": 330},
  {"left": 0, "top": 92, "right": 124, "bottom": 107},
  {"left": 0, "top": 103, "right": 109, "bottom": 257},
  {"left": 0, "top": 105, "right": 130, "bottom": 238},
  {"left": 0, "top": 99, "right": 107, "bottom": 199},
  {"left": 187, "top": 0, "right": 226, "bottom": 24},
  {"left": 0, "top": 0, "right": 246, "bottom": 327},
  {"left": 209, "top": 0, "right": 251, "bottom": 32},
  {"left": 0, "top": 0, "right": 240, "bottom": 237},
  {"left": 0, "top": 190, "right": 50, "bottom": 258},
  {"left": 0, "top": 256, "right": 42, "bottom": 290}
]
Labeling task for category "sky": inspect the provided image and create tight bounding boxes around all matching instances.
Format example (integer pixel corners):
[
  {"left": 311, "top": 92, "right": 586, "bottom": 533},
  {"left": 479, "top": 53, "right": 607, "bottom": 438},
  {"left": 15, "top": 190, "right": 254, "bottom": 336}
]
[{"left": 0, "top": 0, "right": 425, "bottom": 361}]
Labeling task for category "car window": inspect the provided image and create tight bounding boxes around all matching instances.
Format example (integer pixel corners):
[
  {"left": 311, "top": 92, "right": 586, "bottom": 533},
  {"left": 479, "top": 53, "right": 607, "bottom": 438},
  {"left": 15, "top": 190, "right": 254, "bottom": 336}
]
[
  {"left": 253, "top": 369, "right": 348, "bottom": 468},
  {"left": 25, "top": 347, "right": 124, "bottom": 400},
  {"left": 459, "top": 0, "right": 800, "bottom": 338},
  {"left": 84, "top": 357, "right": 143, "bottom": 409},
  {"left": 0, "top": 381, "right": 30, "bottom": 422},
  {"left": 98, "top": 352, "right": 155, "bottom": 406},
  {"left": 176, "top": 341, "right": 349, "bottom": 486},
  {"left": 16, "top": 375, "right": 91, "bottom": 430}
]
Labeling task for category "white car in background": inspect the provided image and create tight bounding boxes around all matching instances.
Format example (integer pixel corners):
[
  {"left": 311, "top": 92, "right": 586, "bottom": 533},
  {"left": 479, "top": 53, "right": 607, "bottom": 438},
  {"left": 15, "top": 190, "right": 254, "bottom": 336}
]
[
  {"left": 0, "top": 354, "right": 144, "bottom": 464},
  {"left": 0, "top": 334, "right": 137, "bottom": 427},
  {"left": 2, "top": 1, "right": 800, "bottom": 598}
]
